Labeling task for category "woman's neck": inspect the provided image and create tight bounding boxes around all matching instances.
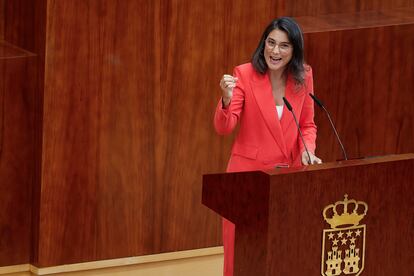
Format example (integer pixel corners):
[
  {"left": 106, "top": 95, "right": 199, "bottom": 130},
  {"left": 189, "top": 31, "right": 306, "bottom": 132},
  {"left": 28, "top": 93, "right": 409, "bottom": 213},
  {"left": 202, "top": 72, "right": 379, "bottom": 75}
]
[
  {"left": 268, "top": 69, "right": 288, "bottom": 106},
  {"left": 268, "top": 69, "right": 287, "bottom": 87}
]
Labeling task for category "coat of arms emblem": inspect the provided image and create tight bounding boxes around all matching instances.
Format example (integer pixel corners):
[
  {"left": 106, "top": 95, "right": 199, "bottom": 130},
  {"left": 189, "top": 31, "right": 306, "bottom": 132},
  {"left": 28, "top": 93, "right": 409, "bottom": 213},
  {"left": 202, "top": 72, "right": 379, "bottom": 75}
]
[{"left": 321, "top": 194, "right": 368, "bottom": 276}]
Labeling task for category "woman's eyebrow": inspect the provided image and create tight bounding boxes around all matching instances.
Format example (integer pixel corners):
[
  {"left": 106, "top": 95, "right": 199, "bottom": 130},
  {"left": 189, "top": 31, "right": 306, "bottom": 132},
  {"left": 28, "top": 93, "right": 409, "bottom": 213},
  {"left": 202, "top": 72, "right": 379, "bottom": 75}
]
[{"left": 267, "top": 37, "right": 290, "bottom": 44}]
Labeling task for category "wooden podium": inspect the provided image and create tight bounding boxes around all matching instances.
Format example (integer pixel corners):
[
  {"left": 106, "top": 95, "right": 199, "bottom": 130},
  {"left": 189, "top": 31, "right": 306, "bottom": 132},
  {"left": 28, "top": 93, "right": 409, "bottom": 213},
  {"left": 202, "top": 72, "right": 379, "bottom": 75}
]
[{"left": 202, "top": 154, "right": 414, "bottom": 276}]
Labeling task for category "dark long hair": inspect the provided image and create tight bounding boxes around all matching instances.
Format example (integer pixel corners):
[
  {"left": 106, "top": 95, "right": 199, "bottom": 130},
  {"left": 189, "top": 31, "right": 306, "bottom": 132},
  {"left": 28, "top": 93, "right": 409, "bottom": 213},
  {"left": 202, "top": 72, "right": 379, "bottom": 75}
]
[{"left": 251, "top": 17, "right": 305, "bottom": 85}]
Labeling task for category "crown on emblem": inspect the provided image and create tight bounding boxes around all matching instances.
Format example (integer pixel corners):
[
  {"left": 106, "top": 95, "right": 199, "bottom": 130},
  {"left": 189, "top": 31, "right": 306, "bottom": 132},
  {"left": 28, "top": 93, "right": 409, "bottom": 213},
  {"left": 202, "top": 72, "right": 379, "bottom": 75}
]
[{"left": 323, "top": 194, "right": 368, "bottom": 229}]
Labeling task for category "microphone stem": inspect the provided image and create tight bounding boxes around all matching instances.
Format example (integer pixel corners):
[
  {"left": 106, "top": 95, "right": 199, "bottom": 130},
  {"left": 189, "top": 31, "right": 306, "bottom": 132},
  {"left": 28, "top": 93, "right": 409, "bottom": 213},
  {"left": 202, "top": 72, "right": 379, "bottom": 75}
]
[
  {"left": 291, "top": 112, "right": 312, "bottom": 165},
  {"left": 322, "top": 105, "right": 348, "bottom": 160}
]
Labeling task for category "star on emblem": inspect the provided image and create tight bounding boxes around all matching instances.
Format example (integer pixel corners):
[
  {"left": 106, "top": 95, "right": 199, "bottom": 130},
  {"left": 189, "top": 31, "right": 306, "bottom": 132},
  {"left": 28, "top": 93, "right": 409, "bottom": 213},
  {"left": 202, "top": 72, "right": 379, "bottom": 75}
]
[
  {"left": 328, "top": 233, "right": 335, "bottom": 240},
  {"left": 341, "top": 238, "right": 347, "bottom": 245},
  {"left": 350, "top": 237, "right": 356, "bottom": 244},
  {"left": 332, "top": 239, "right": 339, "bottom": 246},
  {"left": 346, "top": 230, "right": 353, "bottom": 237},
  {"left": 355, "top": 229, "right": 362, "bottom": 236},
  {"left": 337, "top": 231, "right": 344, "bottom": 238}
]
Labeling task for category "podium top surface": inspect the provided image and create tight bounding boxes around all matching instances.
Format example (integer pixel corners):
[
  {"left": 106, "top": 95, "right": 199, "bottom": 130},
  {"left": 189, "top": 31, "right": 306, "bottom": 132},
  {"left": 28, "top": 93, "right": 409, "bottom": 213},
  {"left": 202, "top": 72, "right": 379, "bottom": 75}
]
[
  {"left": 203, "top": 153, "right": 414, "bottom": 178},
  {"left": 264, "top": 153, "right": 414, "bottom": 176}
]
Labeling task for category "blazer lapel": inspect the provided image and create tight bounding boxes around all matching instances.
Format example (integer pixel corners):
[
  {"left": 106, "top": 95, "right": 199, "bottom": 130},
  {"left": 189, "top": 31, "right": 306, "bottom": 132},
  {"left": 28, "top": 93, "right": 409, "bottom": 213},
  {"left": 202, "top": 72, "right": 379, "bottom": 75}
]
[
  {"left": 280, "top": 74, "right": 305, "bottom": 133},
  {"left": 250, "top": 74, "right": 288, "bottom": 159}
]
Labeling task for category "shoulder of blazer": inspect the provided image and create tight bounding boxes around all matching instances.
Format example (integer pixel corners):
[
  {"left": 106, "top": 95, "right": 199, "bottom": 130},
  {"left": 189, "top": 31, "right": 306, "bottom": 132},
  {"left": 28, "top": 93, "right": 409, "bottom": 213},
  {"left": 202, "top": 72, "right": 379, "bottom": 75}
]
[
  {"left": 287, "top": 64, "right": 313, "bottom": 95},
  {"left": 304, "top": 64, "right": 313, "bottom": 80},
  {"left": 234, "top": 63, "right": 265, "bottom": 82},
  {"left": 303, "top": 64, "right": 313, "bottom": 91},
  {"left": 235, "top": 62, "right": 254, "bottom": 74}
]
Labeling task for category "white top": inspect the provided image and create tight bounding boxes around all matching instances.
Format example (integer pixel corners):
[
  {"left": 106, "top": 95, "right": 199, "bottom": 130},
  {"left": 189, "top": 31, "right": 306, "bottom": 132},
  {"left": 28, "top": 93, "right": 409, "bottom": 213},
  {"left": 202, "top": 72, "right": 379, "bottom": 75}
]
[{"left": 276, "top": 105, "right": 284, "bottom": 120}]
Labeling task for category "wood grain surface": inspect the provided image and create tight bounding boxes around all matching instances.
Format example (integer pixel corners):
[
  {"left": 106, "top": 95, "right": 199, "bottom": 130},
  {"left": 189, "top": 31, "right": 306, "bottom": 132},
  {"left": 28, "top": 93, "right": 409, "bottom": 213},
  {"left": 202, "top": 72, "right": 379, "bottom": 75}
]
[
  {"left": 296, "top": 8, "right": 414, "bottom": 33},
  {"left": 304, "top": 23, "right": 414, "bottom": 162},
  {"left": 203, "top": 155, "right": 414, "bottom": 276},
  {"left": 285, "top": 0, "right": 414, "bottom": 16},
  {"left": 2, "top": 0, "right": 47, "bottom": 266},
  {"left": 266, "top": 157, "right": 414, "bottom": 275},
  {"left": 3, "top": 0, "right": 35, "bottom": 51},
  {"left": 0, "top": 0, "right": 4, "bottom": 40},
  {"left": 2, "top": 0, "right": 47, "bottom": 53},
  {"left": 0, "top": 45, "right": 36, "bottom": 266}
]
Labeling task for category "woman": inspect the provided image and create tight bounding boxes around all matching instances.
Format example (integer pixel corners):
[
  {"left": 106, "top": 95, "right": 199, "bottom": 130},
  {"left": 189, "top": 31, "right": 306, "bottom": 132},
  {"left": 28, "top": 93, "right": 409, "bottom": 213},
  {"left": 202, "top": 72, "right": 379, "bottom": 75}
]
[{"left": 214, "top": 17, "right": 321, "bottom": 276}]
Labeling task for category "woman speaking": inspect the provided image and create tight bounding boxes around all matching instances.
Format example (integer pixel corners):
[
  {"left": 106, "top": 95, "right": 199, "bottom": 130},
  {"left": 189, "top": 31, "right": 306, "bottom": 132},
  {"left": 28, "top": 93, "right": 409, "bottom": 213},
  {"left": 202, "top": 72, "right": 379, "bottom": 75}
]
[{"left": 214, "top": 17, "right": 322, "bottom": 276}]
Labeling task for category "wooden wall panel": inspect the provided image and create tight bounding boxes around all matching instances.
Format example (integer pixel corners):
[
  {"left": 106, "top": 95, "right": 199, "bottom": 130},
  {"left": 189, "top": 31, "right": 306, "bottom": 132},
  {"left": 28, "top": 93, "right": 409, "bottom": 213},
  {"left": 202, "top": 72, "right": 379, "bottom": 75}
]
[
  {"left": 286, "top": 0, "right": 414, "bottom": 16},
  {"left": 38, "top": 0, "right": 285, "bottom": 267},
  {"left": 3, "top": 0, "right": 35, "bottom": 51},
  {"left": 154, "top": 0, "right": 283, "bottom": 252},
  {"left": 3, "top": 0, "right": 47, "bottom": 54},
  {"left": 39, "top": 0, "right": 155, "bottom": 264},
  {"left": 0, "top": 44, "right": 36, "bottom": 266},
  {"left": 296, "top": 9, "right": 414, "bottom": 34},
  {"left": 0, "top": 0, "right": 4, "bottom": 40},
  {"left": 303, "top": 24, "right": 414, "bottom": 161},
  {"left": 2, "top": 0, "right": 47, "bottom": 266}
]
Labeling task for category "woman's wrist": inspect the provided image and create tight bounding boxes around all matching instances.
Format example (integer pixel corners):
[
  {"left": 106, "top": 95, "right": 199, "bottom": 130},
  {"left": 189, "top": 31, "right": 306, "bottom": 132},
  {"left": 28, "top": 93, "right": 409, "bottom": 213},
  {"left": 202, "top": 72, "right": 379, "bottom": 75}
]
[{"left": 222, "top": 97, "right": 231, "bottom": 108}]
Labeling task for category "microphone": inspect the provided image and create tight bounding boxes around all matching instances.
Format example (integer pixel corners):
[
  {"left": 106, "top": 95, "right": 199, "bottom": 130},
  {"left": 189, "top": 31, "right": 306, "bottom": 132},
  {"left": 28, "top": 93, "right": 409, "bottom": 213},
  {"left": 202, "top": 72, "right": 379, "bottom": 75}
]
[
  {"left": 282, "top": 97, "right": 312, "bottom": 165},
  {"left": 309, "top": 93, "right": 348, "bottom": 160}
]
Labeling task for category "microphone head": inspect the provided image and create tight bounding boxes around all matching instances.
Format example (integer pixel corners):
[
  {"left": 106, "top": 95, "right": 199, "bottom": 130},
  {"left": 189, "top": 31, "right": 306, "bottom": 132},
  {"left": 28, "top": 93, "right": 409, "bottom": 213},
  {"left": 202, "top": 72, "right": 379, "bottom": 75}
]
[
  {"left": 282, "top": 97, "right": 293, "bottom": 111},
  {"left": 309, "top": 93, "right": 324, "bottom": 108}
]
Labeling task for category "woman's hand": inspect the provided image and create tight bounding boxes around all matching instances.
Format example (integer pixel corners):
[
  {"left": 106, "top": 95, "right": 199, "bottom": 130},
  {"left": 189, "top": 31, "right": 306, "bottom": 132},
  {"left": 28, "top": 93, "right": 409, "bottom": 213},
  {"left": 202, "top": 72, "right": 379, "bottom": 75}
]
[
  {"left": 219, "top": 74, "right": 238, "bottom": 107},
  {"left": 302, "top": 151, "right": 322, "bottom": 165}
]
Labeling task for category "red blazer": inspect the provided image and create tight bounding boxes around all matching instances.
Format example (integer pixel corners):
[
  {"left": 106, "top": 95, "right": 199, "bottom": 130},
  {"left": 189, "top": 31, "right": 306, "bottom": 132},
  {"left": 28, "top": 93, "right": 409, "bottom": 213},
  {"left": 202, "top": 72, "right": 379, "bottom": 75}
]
[{"left": 214, "top": 63, "right": 317, "bottom": 172}]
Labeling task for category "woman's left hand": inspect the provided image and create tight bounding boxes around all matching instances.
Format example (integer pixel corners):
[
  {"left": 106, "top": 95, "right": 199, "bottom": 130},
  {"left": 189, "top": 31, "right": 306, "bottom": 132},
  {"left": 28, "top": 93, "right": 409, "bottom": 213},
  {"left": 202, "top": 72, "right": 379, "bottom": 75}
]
[{"left": 301, "top": 151, "right": 322, "bottom": 165}]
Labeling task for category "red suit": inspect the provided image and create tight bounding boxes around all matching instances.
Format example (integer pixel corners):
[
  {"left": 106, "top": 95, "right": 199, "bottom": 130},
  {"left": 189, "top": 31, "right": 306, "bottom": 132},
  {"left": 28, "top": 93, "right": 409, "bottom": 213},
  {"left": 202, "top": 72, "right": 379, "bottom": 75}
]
[{"left": 214, "top": 63, "right": 317, "bottom": 276}]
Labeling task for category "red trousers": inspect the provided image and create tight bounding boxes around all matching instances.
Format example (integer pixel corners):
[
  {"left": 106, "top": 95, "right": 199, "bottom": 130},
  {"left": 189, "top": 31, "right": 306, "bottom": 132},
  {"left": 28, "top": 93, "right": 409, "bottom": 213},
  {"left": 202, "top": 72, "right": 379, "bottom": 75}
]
[{"left": 222, "top": 218, "right": 235, "bottom": 276}]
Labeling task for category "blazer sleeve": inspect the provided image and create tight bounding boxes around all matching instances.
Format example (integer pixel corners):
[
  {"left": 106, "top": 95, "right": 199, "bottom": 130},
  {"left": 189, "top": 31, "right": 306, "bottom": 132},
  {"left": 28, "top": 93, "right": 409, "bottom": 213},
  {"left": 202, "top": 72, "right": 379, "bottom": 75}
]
[
  {"left": 299, "top": 66, "right": 317, "bottom": 154},
  {"left": 213, "top": 66, "right": 245, "bottom": 135}
]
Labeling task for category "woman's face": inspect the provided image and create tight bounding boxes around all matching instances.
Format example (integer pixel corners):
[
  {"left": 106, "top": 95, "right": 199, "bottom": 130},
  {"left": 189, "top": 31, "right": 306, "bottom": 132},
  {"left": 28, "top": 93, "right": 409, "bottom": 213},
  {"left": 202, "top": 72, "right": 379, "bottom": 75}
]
[{"left": 264, "top": 29, "right": 293, "bottom": 73}]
